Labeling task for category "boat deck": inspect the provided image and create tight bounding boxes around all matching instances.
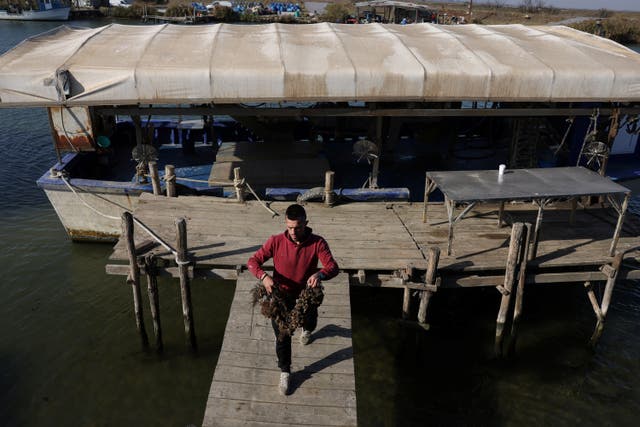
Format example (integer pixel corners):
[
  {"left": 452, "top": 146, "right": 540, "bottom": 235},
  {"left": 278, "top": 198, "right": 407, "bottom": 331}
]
[
  {"left": 202, "top": 271, "right": 356, "bottom": 427},
  {"left": 108, "top": 193, "right": 640, "bottom": 276}
]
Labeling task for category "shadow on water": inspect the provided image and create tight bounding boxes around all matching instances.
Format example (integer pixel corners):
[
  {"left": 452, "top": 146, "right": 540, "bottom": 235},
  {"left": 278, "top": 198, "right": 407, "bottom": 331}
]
[{"left": 351, "top": 281, "right": 640, "bottom": 427}]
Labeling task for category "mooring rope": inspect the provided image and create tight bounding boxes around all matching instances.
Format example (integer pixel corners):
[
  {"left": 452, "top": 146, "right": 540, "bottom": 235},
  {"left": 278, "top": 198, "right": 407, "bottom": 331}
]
[
  {"left": 54, "top": 171, "right": 188, "bottom": 265},
  {"left": 147, "top": 173, "right": 279, "bottom": 217}
]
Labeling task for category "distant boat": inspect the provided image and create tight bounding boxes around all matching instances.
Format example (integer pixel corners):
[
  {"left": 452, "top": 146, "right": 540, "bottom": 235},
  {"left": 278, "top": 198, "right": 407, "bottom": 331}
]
[{"left": 0, "top": 0, "right": 70, "bottom": 21}]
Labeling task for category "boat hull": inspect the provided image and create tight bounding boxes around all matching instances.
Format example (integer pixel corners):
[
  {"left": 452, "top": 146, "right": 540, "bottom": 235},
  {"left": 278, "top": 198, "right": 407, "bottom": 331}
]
[
  {"left": 37, "top": 157, "right": 151, "bottom": 242},
  {"left": 41, "top": 187, "right": 140, "bottom": 242},
  {"left": 0, "top": 7, "right": 70, "bottom": 21}
]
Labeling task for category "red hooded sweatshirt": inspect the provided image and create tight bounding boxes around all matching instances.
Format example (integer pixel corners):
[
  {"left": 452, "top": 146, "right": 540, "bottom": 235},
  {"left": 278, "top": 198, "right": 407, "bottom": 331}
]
[{"left": 247, "top": 227, "right": 339, "bottom": 295}]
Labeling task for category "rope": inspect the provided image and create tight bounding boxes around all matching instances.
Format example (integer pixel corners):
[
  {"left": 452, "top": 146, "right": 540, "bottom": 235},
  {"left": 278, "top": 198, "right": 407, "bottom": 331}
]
[
  {"left": 245, "top": 181, "right": 279, "bottom": 217},
  {"left": 57, "top": 172, "right": 121, "bottom": 220},
  {"left": 145, "top": 173, "right": 279, "bottom": 217},
  {"left": 55, "top": 171, "right": 189, "bottom": 266},
  {"left": 553, "top": 116, "right": 574, "bottom": 156}
]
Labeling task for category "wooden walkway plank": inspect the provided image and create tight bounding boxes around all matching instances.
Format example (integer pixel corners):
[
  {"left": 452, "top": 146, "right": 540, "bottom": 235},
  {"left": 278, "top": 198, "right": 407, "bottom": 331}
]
[
  {"left": 202, "top": 271, "right": 357, "bottom": 427},
  {"left": 109, "top": 194, "right": 639, "bottom": 275}
]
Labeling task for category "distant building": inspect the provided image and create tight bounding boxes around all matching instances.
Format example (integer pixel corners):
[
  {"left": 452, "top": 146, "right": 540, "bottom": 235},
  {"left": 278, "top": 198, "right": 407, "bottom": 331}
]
[{"left": 354, "top": 1, "right": 436, "bottom": 24}]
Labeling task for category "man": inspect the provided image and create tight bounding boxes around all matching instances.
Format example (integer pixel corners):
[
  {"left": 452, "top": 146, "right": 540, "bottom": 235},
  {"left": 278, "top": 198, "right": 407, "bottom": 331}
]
[{"left": 247, "top": 204, "right": 339, "bottom": 396}]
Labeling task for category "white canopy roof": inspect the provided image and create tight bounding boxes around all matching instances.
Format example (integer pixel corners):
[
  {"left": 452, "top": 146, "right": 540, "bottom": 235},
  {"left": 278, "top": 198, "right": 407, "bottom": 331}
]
[{"left": 1, "top": 23, "right": 640, "bottom": 107}]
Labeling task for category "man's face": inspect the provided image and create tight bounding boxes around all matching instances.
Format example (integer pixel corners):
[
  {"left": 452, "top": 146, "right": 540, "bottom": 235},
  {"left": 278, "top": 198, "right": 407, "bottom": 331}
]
[{"left": 286, "top": 218, "right": 308, "bottom": 243}]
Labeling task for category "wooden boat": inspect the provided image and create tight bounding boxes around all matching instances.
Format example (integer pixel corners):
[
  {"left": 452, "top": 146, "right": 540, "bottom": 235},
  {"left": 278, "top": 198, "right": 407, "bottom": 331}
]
[
  {"left": 0, "top": 23, "right": 639, "bottom": 241},
  {"left": 0, "top": 0, "right": 70, "bottom": 21}
]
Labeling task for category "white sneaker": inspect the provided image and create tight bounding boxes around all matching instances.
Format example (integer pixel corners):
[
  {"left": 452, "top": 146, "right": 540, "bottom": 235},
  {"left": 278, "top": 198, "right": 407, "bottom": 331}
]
[
  {"left": 299, "top": 329, "right": 311, "bottom": 346},
  {"left": 279, "top": 372, "right": 290, "bottom": 396}
]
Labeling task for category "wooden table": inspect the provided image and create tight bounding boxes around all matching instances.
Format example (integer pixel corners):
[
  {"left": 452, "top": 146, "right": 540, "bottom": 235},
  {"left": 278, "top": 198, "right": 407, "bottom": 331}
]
[{"left": 422, "top": 167, "right": 631, "bottom": 258}]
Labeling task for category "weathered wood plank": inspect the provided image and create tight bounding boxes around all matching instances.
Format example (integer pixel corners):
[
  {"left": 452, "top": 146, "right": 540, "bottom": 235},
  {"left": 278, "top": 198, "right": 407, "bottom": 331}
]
[
  {"left": 202, "top": 272, "right": 356, "bottom": 427},
  {"left": 109, "top": 195, "right": 639, "bottom": 277}
]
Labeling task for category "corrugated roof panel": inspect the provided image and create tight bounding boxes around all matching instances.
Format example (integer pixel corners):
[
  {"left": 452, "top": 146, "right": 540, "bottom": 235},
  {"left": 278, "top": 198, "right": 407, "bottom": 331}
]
[
  {"left": 135, "top": 24, "right": 220, "bottom": 103},
  {"left": 392, "top": 24, "right": 492, "bottom": 99},
  {"left": 280, "top": 23, "right": 356, "bottom": 100},
  {"left": 209, "top": 24, "right": 284, "bottom": 102},
  {"left": 335, "top": 23, "right": 424, "bottom": 100},
  {"left": 0, "top": 26, "right": 105, "bottom": 104},
  {"left": 1, "top": 23, "right": 639, "bottom": 107},
  {"left": 490, "top": 25, "right": 615, "bottom": 101},
  {"left": 66, "top": 24, "right": 166, "bottom": 103}
]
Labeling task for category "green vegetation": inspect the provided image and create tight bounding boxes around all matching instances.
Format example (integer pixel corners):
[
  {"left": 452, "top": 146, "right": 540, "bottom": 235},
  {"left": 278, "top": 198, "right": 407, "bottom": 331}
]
[
  {"left": 571, "top": 16, "right": 640, "bottom": 44},
  {"left": 425, "top": 1, "right": 640, "bottom": 44},
  {"left": 322, "top": 2, "right": 353, "bottom": 23}
]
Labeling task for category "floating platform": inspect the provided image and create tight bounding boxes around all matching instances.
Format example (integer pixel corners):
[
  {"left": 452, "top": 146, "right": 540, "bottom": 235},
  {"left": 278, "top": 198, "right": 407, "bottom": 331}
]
[
  {"left": 202, "top": 271, "right": 356, "bottom": 426},
  {"left": 106, "top": 193, "right": 640, "bottom": 424},
  {"left": 108, "top": 194, "right": 640, "bottom": 281}
]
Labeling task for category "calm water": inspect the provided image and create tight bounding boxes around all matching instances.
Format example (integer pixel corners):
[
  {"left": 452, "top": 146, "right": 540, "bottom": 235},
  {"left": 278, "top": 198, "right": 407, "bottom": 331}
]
[{"left": 0, "top": 22, "right": 639, "bottom": 427}]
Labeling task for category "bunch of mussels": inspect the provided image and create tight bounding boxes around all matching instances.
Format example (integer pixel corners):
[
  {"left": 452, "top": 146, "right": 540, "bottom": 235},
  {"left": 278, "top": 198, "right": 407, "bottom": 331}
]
[{"left": 251, "top": 283, "right": 324, "bottom": 341}]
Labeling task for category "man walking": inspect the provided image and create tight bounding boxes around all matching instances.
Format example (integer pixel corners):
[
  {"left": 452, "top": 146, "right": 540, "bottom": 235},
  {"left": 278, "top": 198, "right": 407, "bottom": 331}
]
[{"left": 247, "top": 204, "right": 339, "bottom": 395}]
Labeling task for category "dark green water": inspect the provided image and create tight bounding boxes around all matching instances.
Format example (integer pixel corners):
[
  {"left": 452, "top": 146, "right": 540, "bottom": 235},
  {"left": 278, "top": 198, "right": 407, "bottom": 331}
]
[{"left": 1, "top": 22, "right": 639, "bottom": 427}]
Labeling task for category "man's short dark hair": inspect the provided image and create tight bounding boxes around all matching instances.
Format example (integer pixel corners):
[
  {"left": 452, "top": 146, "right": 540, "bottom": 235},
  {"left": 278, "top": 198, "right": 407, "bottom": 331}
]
[{"left": 285, "top": 204, "right": 307, "bottom": 221}]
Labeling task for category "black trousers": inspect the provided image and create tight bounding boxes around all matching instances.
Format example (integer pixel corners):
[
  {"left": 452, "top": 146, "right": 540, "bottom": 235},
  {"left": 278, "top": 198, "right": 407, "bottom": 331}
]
[{"left": 272, "top": 293, "right": 319, "bottom": 373}]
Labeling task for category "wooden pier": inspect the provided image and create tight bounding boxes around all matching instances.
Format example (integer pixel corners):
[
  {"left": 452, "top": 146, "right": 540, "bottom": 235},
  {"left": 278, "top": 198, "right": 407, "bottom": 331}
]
[
  {"left": 202, "top": 271, "right": 356, "bottom": 426},
  {"left": 106, "top": 191, "right": 640, "bottom": 424},
  {"left": 107, "top": 193, "right": 640, "bottom": 277}
]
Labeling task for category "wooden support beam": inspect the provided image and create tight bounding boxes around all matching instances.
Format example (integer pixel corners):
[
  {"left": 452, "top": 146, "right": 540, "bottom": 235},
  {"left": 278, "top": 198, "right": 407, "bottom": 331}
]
[
  {"left": 165, "top": 164, "right": 176, "bottom": 197},
  {"left": 106, "top": 264, "right": 239, "bottom": 280},
  {"left": 122, "top": 212, "right": 148, "bottom": 348},
  {"left": 234, "top": 167, "right": 244, "bottom": 203},
  {"left": 418, "top": 247, "right": 440, "bottom": 324},
  {"left": 144, "top": 254, "right": 163, "bottom": 352},
  {"left": 497, "top": 201, "right": 505, "bottom": 228},
  {"left": 402, "top": 285, "right": 411, "bottom": 320},
  {"left": 324, "top": 171, "right": 335, "bottom": 206},
  {"left": 609, "top": 193, "right": 630, "bottom": 256},
  {"left": 569, "top": 197, "right": 577, "bottom": 225},
  {"left": 584, "top": 281, "right": 604, "bottom": 321},
  {"left": 97, "top": 106, "right": 640, "bottom": 119},
  {"left": 176, "top": 217, "right": 197, "bottom": 350},
  {"left": 148, "top": 161, "right": 162, "bottom": 196},
  {"left": 495, "top": 222, "right": 524, "bottom": 357},
  {"left": 529, "top": 199, "right": 547, "bottom": 260},
  {"left": 590, "top": 252, "right": 624, "bottom": 346},
  {"left": 508, "top": 222, "right": 532, "bottom": 357}
]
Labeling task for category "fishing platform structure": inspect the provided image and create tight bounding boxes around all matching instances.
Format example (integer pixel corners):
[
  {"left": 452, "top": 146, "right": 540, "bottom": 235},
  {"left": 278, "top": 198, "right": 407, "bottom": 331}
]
[{"left": 2, "top": 22, "right": 640, "bottom": 426}]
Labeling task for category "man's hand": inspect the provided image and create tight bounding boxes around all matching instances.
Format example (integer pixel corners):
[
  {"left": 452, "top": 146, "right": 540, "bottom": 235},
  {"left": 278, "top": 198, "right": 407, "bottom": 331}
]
[
  {"left": 262, "top": 275, "right": 275, "bottom": 294},
  {"left": 307, "top": 273, "right": 323, "bottom": 288}
]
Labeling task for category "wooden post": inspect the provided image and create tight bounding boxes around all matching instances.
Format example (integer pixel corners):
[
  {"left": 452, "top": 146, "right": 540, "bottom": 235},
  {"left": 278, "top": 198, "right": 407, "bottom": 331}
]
[
  {"left": 508, "top": 222, "right": 532, "bottom": 356},
  {"left": 402, "top": 285, "right": 411, "bottom": 320},
  {"left": 144, "top": 254, "right": 163, "bottom": 352},
  {"left": 165, "top": 164, "right": 176, "bottom": 197},
  {"left": 445, "top": 196, "right": 455, "bottom": 256},
  {"left": 609, "top": 193, "right": 630, "bottom": 256},
  {"left": 234, "top": 167, "right": 245, "bottom": 202},
  {"left": 495, "top": 222, "right": 524, "bottom": 357},
  {"left": 584, "top": 281, "right": 604, "bottom": 322},
  {"left": 176, "top": 217, "right": 197, "bottom": 350},
  {"left": 132, "top": 115, "right": 147, "bottom": 183},
  {"left": 122, "top": 212, "right": 149, "bottom": 348},
  {"left": 569, "top": 197, "right": 577, "bottom": 226},
  {"left": 590, "top": 252, "right": 623, "bottom": 346},
  {"left": 418, "top": 247, "right": 441, "bottom": 324},
  {"left": 529, "top": 199, "right": 546, "bottom": 260},
  {"left": 324, "top": 171, "right": 335, "bottom": 206},
  {"left": 497, "top": 201, "right": 505, "bottom": 228},
  {"left": 149, "top": 161, "right": 162, "bottom": 196},
  {"left": 371, "top": 116, "right": 383, "bottom": 189}
]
